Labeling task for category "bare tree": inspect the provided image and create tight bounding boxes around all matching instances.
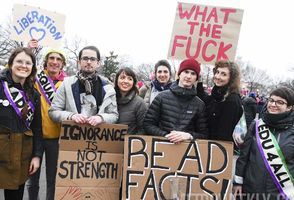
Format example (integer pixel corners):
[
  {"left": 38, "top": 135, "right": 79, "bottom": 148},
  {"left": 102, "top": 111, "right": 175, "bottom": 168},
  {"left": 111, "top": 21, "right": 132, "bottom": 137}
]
[
  {"left": 200, "top": 64, "right": 214, "bottom": 88},
  {"left": 239, "top": 61, "right": 271, "bottom": 94},
  {"left": 0, "top": 21, "right": 43, "bottom": 65},
  {"left": 135, "top": 63, "right": 153, "bottom": 81},
  {"left": 63, "top": 36, "right": 88, "bottom": 75}
]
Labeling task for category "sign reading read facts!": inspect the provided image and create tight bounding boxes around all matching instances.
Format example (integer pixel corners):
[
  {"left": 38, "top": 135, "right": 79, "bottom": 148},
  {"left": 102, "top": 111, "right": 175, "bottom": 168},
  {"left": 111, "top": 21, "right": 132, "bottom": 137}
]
[
  {"left": 168, "top": 2, "right": 243, "bottom": 64},
  {"left": 122, "top": 135, "right": 234, "bottom": 200},
  {"left": 11, "top": 4, "right": 66, "bottom": 48},
  {"left": 55, "top": 121, "right": 127, "bottom": 200}
]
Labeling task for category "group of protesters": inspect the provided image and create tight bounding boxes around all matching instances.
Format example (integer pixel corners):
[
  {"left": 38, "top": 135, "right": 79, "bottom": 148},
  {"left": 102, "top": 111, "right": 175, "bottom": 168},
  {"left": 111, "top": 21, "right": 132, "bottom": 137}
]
[{"left": 0, "top": 43, "right": 293, "bottom": 200}]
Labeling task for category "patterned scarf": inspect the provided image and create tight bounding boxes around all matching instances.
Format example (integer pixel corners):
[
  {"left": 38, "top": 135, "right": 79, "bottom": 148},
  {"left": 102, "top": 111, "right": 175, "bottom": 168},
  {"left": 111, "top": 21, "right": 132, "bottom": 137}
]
[
  {"left": 76, "top": 70, "right": 99, "bottom": 95},
  {"left": 151, "top": 79, "right": 172, "bottom": 92}
]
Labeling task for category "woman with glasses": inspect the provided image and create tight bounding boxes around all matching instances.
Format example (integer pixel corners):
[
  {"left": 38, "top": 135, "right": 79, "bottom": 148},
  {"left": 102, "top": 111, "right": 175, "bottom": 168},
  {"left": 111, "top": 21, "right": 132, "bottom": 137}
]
[
  {"left": 0, "top": 47, "right": 43, "bottom": 200},
  {"left": 233, "top": 86, "right": 294, "bottom": 200},
  {"left": 197, "top": 60, "right": 243, "bottom": 143}
]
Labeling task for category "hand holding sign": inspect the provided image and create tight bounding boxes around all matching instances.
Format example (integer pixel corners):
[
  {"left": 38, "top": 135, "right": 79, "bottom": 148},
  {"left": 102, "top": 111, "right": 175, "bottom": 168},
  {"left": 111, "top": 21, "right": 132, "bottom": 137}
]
[{"left": 27, "top": 38, "right": 39, "bottom": 49}]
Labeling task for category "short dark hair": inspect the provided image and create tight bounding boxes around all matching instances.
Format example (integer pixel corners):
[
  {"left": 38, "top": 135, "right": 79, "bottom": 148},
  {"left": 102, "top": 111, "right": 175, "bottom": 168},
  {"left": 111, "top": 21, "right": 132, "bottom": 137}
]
[
  {"left": 78, "top": 46, "right": 100, "bottom": 61},
  {"left": 154, "top": 59, "right": 171, "bottom": 76},
  {"left": 115, "top": 67, "right": 138, "bottom": 98},
  {"left": 270, "top": 87, "right": 294, "bottom": 106}
]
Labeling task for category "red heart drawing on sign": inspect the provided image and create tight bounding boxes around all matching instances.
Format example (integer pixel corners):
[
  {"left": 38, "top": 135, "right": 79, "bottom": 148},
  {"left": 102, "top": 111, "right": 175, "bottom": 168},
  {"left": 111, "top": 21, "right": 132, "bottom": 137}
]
[{"left": 29, "top": 27, "right": 46, "bottom": 41}]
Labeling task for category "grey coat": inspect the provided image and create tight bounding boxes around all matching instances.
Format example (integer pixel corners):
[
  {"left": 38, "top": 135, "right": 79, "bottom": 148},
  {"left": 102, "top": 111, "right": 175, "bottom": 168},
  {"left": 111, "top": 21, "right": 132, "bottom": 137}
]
[
  {"left": 49, "top": 75, "right": 118, "bottom": 123},
  {"left": 117, "top": 91, "right": 147, "bottom": 134}
]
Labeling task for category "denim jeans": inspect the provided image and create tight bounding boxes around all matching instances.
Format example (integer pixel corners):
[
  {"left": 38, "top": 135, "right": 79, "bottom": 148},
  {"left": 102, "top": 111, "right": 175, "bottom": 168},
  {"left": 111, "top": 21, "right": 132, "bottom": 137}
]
[{"left": 26, "top": 139, "right": 59, "bottom": 200}]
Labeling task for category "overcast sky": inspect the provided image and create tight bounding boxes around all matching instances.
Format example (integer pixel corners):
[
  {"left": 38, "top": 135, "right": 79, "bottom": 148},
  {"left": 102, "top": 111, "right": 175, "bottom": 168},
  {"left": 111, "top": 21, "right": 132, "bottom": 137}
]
[{"left": 1, "top": 0, "right": 294, "bottom": 79}]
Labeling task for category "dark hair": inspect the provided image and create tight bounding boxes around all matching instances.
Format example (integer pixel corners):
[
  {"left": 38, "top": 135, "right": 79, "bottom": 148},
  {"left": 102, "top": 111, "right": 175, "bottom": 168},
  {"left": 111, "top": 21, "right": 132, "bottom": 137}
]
[
  {"left": 213, "top": 60, "right": 241, "bottom": 94},
  {"left": 43, "top": 51, "right": 66, "bottom": 68},
  {"left": 154, "top": 59, "right": 172, "bottom": 76},
  {"left": 270, "top": 87, "right": 294, "bottom": 106},
  {"left": 8, "top": 47, "right": 37, "bottom": 100},
  {"left": 78, "top": 46, "right": 100, "bottom": 61},
  {"left": 114, "top": 67, "right": 138, "bottom": 98}
]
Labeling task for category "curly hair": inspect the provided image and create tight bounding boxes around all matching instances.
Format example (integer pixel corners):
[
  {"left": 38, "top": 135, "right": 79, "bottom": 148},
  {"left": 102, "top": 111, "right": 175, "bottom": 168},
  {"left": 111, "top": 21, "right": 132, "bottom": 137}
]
[{"left": 213, "top": 60, "right": 241, "bottom": 94}]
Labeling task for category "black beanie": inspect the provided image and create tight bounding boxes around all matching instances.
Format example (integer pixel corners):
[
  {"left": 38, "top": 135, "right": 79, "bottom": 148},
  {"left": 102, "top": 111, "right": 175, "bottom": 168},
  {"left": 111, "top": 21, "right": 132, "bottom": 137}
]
[{"left": 270, "top": 87, "right": 294, "bottom": 106}]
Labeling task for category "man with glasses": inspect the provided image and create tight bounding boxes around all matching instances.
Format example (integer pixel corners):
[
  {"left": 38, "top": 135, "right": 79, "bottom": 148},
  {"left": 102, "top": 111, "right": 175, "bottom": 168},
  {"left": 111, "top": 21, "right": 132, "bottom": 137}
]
[{"left": 49, "top": 45, "right": 118, "bottom": 127}]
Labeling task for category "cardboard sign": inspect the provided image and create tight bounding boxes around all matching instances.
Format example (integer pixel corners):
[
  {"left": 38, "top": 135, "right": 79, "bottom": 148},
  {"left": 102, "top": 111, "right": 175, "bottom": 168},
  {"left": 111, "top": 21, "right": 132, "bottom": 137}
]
[
  {"left": 168, "top": 2, "right": 243, "bottom": 64},
  {"left": 122, "top": 135, "right": 234, "bottom": 200},
  {"left": 55, "top": 121, "right": 128, "bottom": 200},
  {"left": 11, "top": 4, "right": 66, "bottom": 47}
]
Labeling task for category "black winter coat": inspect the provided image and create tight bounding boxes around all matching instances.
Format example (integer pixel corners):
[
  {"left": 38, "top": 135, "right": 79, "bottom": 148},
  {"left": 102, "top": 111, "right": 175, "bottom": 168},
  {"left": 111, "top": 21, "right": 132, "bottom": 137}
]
[
  {"left": 0, "top": 69, "right": 43, "bottom": 157},
  {"left": 235, "top": 110, "right": 294, "bottom": 199},
  {"left": 203, "top": 92, "right": 243, "bottom": 142},
  {"left": 143, "top": 82, "right": 208, "bottom": 139},
  {"left": 242, "top": 96, "right": 257, "bottom": 128}
]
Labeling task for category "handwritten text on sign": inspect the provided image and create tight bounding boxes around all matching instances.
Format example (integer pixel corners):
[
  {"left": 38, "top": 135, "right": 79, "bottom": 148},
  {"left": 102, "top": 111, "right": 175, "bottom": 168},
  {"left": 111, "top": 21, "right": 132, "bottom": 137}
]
[
  {"left": 11, "top": 4, "right": 66, "bottom": 47},
  {"left": 168, "top": 2, "right": 243, "bottom": 64},
  {"left": 122, "top": 136, "right": 234, "bottom": 200}
]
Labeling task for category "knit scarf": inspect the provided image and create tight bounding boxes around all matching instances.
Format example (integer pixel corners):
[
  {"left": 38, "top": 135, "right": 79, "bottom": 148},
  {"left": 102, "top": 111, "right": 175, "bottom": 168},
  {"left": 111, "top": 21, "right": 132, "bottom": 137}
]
[
  {"left": 211, "top": 85, "right": 229, "bottom": 102},
  {"left": 76, "top": 71, "right": 99, "bottom": 95},
  {"left": 151, "top": 79, "right": 172, "bottom": 92}
]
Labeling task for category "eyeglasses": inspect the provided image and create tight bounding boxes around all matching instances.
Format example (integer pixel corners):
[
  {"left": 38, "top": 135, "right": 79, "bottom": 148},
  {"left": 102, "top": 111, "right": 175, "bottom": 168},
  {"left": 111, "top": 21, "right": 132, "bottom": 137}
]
[
  {"left": 81, "top": 57, "right": 98, "bottom": 62},
  {"left": 14, "top": 59, "right": 33, "bottom": 67},
  {"left": 268, "top": 98, "right": 287, "bottom": 107}
]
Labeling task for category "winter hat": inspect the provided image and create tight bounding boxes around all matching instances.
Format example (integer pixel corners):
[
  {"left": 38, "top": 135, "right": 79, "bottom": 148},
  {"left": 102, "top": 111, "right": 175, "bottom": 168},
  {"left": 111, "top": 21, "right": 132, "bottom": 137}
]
[
  {"left": 178, "top": 58, "right": 201, "bottom": 79},
  {"left": 43, "top": 48, "right": 67, "bottom": 68},
  {"left": 270, "top": 87, "right": 294, "bottom": 106},
  {"left": 249, "top": 92, "right": 256, "bottom": 98}
]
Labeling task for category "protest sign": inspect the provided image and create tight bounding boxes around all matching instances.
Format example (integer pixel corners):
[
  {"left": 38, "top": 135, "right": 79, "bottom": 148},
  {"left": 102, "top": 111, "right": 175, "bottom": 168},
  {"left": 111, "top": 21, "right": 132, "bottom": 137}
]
[
  {"left": 122, "top": 135, "right": 234, "bottom": 200},
  {"left": 11, "top": 4, "right": 66, "bottom": 47},
  {"left": 55, "top": 121, "right": 127, "bottom": 200},
  {"left": 168, "top": 2, "right": 243, "bottom": 64}
]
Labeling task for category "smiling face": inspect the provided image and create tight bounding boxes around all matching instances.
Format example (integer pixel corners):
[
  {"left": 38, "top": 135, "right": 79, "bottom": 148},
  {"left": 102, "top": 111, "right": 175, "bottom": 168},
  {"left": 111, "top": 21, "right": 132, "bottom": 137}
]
[
  {"left": 78, "top": 49, "right": 100, "bottom": 74},
  {"left": 10, "top": 52, "right": 33, "bottom": 85},
  {"left": 46, "top": 52, "right": 64, "bottom": 77},
  {"left": 267, "top": 95, "right": 292, "bottom": 114},
  {"left": 178, "top": 69, "right": 197, "bottom": 88},
  {"left": 117, "top": 71, "right": 134, "bottom": 96},
  {"left": 156, "top": 65, "right": 170, "bottom": 85},
  {"left": 213, "top": 67, "right": 230, "bottom": 87}
]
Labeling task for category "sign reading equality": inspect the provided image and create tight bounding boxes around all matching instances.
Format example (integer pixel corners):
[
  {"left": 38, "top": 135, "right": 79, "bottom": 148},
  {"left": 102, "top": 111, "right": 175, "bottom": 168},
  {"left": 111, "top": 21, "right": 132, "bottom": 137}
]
[
  {"left": 11, "top": 4, "right": 66, "bottom": 48},
  {"left": 168, "top": 2, "right": 243, "bottom": 64},
  {"left": 122, "top": 135, "right": 234, "bottom": 200}
]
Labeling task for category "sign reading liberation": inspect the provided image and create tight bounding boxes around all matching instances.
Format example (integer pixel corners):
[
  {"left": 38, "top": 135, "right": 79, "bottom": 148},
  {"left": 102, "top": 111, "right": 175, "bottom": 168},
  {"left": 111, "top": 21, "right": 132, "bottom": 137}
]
[
  {"left": 11, "top": 4, "right": 66, "bottom": 48},
  {"left": 168, "top": 2, "right": 243, "bottom": 64}
]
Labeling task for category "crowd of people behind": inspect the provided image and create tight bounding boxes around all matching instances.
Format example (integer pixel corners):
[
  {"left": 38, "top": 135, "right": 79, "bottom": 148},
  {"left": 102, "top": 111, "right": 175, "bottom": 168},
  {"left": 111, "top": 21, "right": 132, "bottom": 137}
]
[{"left": 0, "top": 43, "right": 293, "bottom": 200}]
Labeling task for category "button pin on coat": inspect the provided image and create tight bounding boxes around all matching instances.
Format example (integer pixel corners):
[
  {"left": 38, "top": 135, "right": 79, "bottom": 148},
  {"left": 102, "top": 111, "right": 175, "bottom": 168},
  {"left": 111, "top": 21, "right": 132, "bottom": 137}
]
[{"left": 0, "top": 99, "right": 9, "bottom": 106}]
